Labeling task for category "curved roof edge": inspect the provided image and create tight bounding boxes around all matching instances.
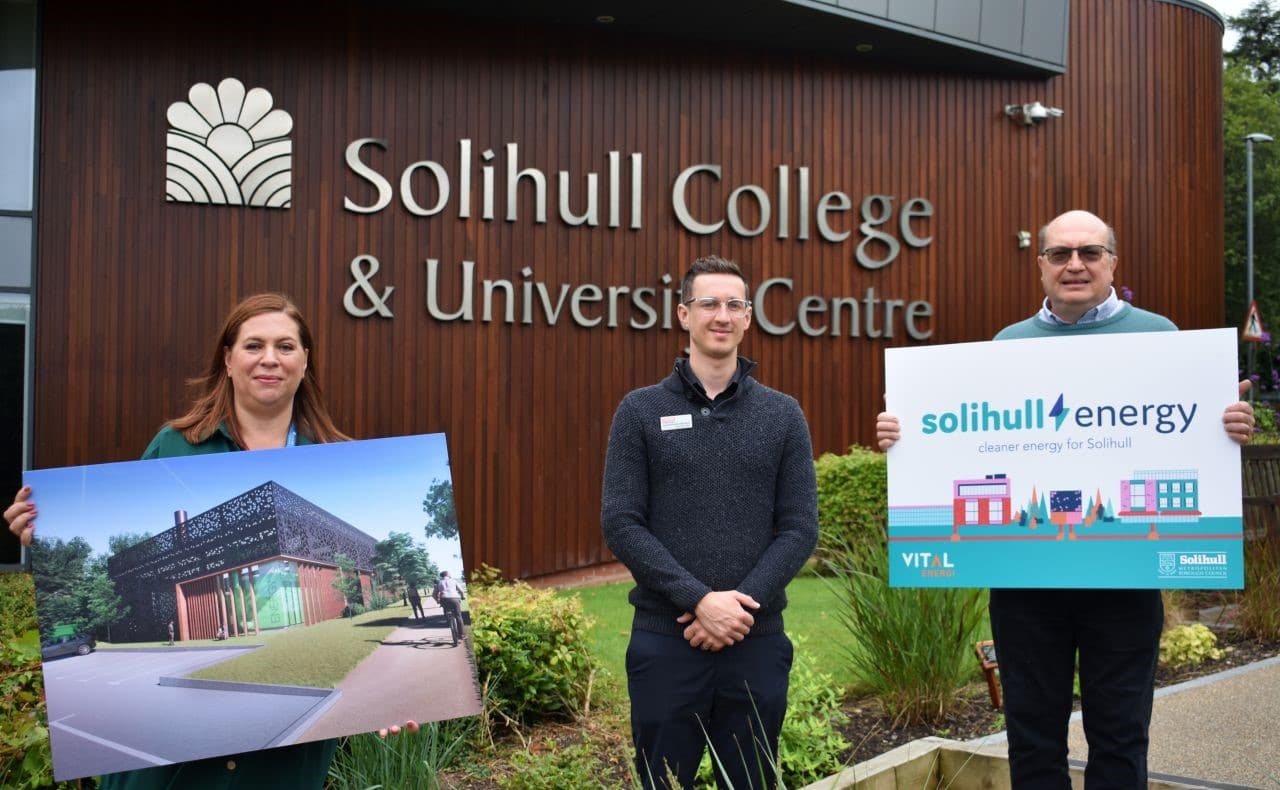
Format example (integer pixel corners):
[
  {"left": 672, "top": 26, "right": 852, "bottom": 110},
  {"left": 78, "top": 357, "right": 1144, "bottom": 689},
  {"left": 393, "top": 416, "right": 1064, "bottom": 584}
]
[{"left": 1161, "top": 0, "right": 1226, "bottom": 31}]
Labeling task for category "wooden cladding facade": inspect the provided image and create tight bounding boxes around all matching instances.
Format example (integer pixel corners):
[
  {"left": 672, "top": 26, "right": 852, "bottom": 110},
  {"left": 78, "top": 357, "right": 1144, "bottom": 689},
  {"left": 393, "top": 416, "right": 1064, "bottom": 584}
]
[{"left": 33, "top": 1, "right": 1225, "bottom": 579}]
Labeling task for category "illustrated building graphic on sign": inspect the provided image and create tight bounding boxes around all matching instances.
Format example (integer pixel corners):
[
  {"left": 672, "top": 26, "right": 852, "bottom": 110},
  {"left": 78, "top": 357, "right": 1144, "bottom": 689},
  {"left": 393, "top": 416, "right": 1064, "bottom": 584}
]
[
  {"left": 1119, "top": 469, "right": 1201, "bottom": 522},
  {"left": 106, "top": 481, "right": 375, "bottom": 643}
]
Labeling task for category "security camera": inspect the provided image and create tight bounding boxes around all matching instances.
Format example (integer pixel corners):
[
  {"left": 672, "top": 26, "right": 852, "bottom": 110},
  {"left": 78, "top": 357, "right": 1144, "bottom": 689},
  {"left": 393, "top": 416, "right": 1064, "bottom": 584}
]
[
  {"left": 1024, "top": 101, "right": 1063, "bottom": 120},
  {"left": 1004, "top": 101, "right": 1064, "bottom": 125}
]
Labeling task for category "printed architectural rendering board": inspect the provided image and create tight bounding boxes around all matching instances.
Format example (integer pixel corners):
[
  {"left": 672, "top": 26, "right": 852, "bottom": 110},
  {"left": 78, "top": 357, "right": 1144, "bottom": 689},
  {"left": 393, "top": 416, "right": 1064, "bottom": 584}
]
[
  {"left": 26, "top": 433, "right": 480, "bottom": 782},
  {"left": 884, "top": 329, "right": 1244, "bottom": 589}
]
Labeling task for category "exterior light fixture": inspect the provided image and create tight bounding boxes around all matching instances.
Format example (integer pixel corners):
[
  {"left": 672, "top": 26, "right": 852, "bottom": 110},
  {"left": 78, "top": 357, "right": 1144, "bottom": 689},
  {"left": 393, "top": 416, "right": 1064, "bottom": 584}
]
[
  {"left": 595, "top": 15, "right": 615, "bottom": 24},
  {"left": 1004, "top": 101, "right": 1064, "bottom": 126}
]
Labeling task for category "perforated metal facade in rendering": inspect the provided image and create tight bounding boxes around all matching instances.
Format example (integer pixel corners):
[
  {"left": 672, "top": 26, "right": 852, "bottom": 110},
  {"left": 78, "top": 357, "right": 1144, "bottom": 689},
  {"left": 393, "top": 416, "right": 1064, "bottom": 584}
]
[{"left": 107, "top": 481, "right": 376, "bottom": 642}]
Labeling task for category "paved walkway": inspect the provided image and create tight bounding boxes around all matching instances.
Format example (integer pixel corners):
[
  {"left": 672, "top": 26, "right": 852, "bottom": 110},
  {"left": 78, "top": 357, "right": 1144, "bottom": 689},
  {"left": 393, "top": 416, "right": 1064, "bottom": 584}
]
[
  {"left": 301, "top": 603, "right": 481, "bottom": 741},
  {"left": 973, "top": 656, "right": 1280, "bottom": 788}
]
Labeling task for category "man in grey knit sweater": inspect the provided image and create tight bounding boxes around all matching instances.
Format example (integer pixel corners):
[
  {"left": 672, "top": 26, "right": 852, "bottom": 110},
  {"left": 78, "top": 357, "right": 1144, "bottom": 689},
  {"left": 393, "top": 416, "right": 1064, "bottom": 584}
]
[
  {"left": 602, "top": 255, "right": 818, "bottom": 789},
  {"left": 877, "top": 210, "right": 1255, "bottom": 788}
]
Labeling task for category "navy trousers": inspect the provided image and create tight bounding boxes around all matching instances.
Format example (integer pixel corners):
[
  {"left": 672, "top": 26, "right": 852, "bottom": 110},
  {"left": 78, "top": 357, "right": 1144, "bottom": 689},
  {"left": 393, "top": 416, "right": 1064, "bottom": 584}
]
[
  {"left": 989, "top": 588, "right": 1163, "bottom": 789},
  {"left": 626, "top": 630, "right": 792, "bottom": 790}
]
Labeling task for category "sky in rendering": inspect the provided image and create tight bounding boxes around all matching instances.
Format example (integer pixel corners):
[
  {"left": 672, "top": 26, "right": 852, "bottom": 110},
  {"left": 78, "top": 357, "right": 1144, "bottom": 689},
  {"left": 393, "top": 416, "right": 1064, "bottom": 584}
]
[{"left": 25, "top": 433, "right": 466, "bottom": 578}]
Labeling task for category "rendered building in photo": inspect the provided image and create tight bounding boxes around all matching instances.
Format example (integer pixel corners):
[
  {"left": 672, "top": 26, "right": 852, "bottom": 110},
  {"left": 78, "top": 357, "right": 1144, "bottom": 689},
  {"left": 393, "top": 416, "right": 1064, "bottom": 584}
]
[{"left": 106, "top": 481, "right": 376, "bottom": 643}]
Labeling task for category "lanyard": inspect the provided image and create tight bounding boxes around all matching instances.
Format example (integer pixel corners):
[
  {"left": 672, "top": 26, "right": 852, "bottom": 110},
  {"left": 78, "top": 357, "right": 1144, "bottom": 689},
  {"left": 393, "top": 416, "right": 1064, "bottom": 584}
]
[{"left": 286, "top": 423, "right": 297, "bottom": 447}]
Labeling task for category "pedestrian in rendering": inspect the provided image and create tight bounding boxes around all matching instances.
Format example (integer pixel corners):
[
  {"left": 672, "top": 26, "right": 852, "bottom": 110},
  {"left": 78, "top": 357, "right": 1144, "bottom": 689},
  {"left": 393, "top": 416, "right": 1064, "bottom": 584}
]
[
  {"left": 167, "top": 620, "right": 174, "bottom": 645},
  {"left": 602, "top": 255, "right": 819, "bottom": 789},
  {"left": 407, "top": 586, "right": 426, "bottom": 620},
  {"left": 875, "top": 210, "right": 1255, "bottom": 787}
]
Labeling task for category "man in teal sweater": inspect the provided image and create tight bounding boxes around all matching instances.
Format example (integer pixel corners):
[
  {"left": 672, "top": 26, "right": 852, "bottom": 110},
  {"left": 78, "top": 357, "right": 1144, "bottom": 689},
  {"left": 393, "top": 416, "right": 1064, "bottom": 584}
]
[{"left": 876, "top": 210, "right": 1255, "bottom": 787}]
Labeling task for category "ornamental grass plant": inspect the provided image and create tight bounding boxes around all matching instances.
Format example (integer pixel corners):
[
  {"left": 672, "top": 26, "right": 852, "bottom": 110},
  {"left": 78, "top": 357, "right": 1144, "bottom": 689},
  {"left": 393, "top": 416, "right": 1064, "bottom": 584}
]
[
  {"left": 817, "top": 446, "right": 987, "bottom": 727},
  {"left": 1240, "top": 517, "right": 1280, "bottom": 640}
]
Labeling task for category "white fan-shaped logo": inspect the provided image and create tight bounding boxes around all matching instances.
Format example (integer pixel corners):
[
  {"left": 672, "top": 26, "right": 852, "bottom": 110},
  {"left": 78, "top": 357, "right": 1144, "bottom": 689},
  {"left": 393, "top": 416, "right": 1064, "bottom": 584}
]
[{"left": 166, "top": 77, "right": 293, "bottom": 209}]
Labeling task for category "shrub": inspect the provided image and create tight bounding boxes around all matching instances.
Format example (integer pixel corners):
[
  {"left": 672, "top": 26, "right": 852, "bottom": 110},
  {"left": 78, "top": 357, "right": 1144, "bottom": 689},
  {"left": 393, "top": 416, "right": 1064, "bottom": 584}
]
[
  {"left": 469, "top": 573, "right": 597, "bottom": 725},
  {"left": 814, "top": 446, "right": 887, "bottom": 560},
  {"left": 1159, "top": 624, "right": 1224, "bottom": 668},
  {"left": 1253, "top": 400, "right": 1280, "bottom": 444},
  {"left": 0, "top": 571, "right": 59, "bottom": 790}
]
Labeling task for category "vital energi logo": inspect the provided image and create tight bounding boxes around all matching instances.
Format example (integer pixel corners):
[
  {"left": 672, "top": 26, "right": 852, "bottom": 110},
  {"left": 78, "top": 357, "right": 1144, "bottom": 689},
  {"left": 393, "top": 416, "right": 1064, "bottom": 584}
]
[{"left": 921, "top": 394, "right": 1197, "bottom": 436}]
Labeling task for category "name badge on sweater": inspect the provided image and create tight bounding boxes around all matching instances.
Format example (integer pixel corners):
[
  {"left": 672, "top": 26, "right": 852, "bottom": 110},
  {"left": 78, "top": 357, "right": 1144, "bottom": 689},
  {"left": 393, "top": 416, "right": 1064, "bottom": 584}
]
[{"left": 660, "top": 414, "right": 693, "bottom": 431}]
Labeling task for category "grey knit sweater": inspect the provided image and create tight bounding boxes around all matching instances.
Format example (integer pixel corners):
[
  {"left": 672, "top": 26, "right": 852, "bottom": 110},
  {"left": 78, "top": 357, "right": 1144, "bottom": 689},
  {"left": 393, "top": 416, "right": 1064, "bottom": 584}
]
[{"left": 601, "top": 357, "right": 819, "bottom": 637}]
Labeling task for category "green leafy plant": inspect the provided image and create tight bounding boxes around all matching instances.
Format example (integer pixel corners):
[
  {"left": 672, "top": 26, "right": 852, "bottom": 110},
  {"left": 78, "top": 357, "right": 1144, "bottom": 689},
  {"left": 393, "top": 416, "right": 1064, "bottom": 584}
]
[
  {"left": 776, "top": 634, "right": 850, "bottom": 785},
  {"left": 499, "top": 741, "right": 612, "bottom": 790},
  {"left": 1159, "top": 623, "right": 1225, "bottom": 668},
  {"left": 469, "top": 570, "right": 598, "bottom": 726},
  {"left": 686, "top": 634, "right": 850, "bottom": 788},
  {"left": 694, "top": 633, "right": 850, "bottom": 788},
  {"left": 0, "top": 572, "right": 58, "bottom": 790},
  {"left": 1252, "top": 400, "right": 1280, "bottom": 444}
]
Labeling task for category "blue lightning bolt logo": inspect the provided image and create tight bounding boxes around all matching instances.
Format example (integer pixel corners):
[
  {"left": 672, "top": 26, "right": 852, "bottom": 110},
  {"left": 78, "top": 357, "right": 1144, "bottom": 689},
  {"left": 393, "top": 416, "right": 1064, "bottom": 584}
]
[{"left": 1049, "top": 393, "right": 1068, "bottom": 430}]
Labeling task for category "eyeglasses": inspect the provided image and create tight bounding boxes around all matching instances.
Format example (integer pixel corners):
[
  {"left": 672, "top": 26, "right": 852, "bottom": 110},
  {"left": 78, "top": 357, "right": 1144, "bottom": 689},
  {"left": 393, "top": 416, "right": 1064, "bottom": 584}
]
[
  {"left": 683, "top": 297, "right": 752, "bottom": 315},
  {"left": 1040, "top": 245, "right": 1113, "bottom": 265}
]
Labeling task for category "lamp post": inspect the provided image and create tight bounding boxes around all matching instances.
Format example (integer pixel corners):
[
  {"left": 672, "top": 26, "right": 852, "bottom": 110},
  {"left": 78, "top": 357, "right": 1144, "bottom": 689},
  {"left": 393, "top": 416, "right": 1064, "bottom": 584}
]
[{"left": 1246, "top": 132, "right": 1273, "bottom": 391}]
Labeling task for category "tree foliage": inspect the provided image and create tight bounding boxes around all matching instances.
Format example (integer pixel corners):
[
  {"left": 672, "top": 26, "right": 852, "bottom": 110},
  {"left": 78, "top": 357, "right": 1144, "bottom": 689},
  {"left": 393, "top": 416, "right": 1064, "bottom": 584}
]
[
  {"left": 422, "top": 478, "right": 458, "bottom": 540},
  {"left": 1224, "top": 4, "right": 1280, "bottom": 384},
  {"left": 29, "top": 537, "right": 92, "bottom": 636},
  {"left": 372, "top": 531, "right": 439, "bottom": 595},
  {"left": 83, "top": 556, "right": 130, "bottom": 641},
  {"left": 1228, "top": 1, "right": 1280, "bottom": 86},
  {"left": 331, "top": 552, "right": 366, "bottom": 614},
  {"left": 107, "top": 532, "right": 152, "bottom": 555},
  {"left": 28, "top": 537, "right": 134, "bottom": 640}
]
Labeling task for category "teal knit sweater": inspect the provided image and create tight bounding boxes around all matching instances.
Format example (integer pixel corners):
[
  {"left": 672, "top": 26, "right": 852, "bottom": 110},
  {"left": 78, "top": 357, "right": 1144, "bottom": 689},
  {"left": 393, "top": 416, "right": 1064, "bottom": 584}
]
[{"left": 993, "top": 303, "right": 1176, "bottom": 340}]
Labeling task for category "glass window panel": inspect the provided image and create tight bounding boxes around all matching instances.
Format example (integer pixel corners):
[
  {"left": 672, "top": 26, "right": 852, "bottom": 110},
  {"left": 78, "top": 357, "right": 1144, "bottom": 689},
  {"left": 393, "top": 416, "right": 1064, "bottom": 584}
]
[
  {"left": 0, "top": 216, "right": 31, "bottom": 289},
  {"left": 0, "top": 68, "right": 35, "bottom": 211}
]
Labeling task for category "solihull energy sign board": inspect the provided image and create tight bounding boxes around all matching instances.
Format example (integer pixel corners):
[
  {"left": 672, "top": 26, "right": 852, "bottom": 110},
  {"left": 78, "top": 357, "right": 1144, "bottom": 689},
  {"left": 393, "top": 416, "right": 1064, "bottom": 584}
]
[{"left": 883, "top": 329, "right": 1243, "bottom": 589}]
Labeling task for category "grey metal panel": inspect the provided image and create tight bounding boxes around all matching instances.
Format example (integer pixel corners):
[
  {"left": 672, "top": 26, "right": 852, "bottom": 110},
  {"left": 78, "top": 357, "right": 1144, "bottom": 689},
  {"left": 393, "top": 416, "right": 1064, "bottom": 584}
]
[
  {"left": 935, "top": 0, "right": 982, "bottom": 39},
  {"left": 887, "top": 0, "right": 935, "bottom": 29},
  {"left": 781, "top": 0, "right": 1064, "bottom": 73},
  {"left": 980, "top": 0, "right": 1026, "bottom": 52},
  {"left": 1022, "top": 0, "right": 1068, "bottom": 62},
  {"left": 836, "top": 0, "right": 889, "bottom": 15},
  {"left": 0, "top": 217, "right": 30, "bottom": 289}
]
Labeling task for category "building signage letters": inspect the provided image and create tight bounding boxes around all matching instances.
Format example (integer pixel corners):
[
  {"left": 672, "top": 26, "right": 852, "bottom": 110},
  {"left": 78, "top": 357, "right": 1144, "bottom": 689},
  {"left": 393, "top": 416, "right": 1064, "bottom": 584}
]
[{"left": 340, "top": 137, "right": 935, "bottom": 339}]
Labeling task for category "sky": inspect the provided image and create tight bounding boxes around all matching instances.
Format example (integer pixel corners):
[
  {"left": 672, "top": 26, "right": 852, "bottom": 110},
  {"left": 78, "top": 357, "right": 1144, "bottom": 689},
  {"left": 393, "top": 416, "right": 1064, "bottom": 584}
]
[
  {"left": 1206, "top": 0, "right": 1252, "bottom": 51},
  {"left": 24, "top": 432, "right": 467, "bottom": 578}
]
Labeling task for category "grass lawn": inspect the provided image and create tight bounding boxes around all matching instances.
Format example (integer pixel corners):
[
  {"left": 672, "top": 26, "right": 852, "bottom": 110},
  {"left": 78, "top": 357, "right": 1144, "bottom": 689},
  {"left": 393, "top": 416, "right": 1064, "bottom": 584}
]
[
  {"left": 185, "top": 603, "right": 411, "bottom": 687},
  {"left": 569, "top": 576, "right": 864, "bottom": 696}
]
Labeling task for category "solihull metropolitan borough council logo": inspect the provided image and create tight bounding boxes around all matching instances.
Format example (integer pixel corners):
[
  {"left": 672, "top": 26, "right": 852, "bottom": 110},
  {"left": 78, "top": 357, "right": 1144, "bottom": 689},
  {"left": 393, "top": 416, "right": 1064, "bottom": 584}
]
[{"left": 165, "top": 77, "right": 293, "bottom": 209}]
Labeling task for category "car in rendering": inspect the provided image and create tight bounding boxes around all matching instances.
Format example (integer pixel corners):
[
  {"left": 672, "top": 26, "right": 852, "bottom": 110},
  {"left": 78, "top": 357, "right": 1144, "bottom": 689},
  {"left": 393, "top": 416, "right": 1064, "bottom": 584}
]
[{"left": 40, "top": 632, "right": 96, "bottom": 660}]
